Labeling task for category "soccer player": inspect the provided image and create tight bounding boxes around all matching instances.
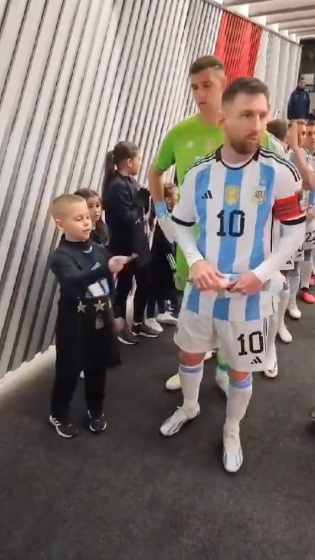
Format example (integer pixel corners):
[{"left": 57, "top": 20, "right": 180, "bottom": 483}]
[
  {"left": 263, "top": 119, "right": 292, "bottom": 378},
  {"left": 149, "top": 56, "right": 279, "bottom": 395},
  {"left": 161, "top": 77, "right": 306, "bottom": 473},
  {"left": 149, "top": 55, "right": 227, "bottom": 393}
]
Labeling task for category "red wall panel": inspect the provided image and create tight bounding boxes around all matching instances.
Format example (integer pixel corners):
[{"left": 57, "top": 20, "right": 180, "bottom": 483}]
[{"left": 215, "top": 12, "right": 263, "bottom": 83}]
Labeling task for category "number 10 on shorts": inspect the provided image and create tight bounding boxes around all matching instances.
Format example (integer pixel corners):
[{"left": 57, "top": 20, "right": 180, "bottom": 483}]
[{"left": 237, "top": 331, "right": 264, "bottom": 356}]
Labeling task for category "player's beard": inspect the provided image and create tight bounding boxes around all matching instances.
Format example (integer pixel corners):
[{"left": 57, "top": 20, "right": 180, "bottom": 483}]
[{"left": 230, "top": 137, "right": 260, "bottom": 155}]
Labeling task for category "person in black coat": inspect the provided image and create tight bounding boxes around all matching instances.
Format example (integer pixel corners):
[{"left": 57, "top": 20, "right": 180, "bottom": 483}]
[
  {"left": 102, "top": 141, "right": 160, "bottom": 344},
  {"left": 287, "top": 77, "right": 310, "bottom": 121},
  {"left": 49, "top": 194, "right": 130, "bottom": 438}
]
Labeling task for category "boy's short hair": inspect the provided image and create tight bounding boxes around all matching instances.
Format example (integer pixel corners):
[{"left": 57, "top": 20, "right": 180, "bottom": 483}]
[
  {"left": 51, "top": 194, "right": 85, "bottom": 220},
  {"left": 307, "top": 120, "right": 315, "bottom": 126},
  {"left": 267, "top": 119, "right": 288, "bottom": 142},
  {"left": 189, "top": 55, "right": 225, "bottom": 76}
]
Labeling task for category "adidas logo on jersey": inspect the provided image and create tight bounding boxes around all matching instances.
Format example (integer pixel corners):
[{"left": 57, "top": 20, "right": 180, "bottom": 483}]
[
  {"left": 202, "top": 190, "right": 212, "bottom": 200},
  {"left": 251, "top": 356, "right": 262, "bottom": 365}
]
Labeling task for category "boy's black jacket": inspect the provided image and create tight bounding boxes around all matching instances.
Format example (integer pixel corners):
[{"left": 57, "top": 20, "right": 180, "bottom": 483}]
[
  {"left": 50, "top": 237, "right": 113, "bottom": 301},
  {"left": 50, "top": 237, "right": 121, "bottom": 369}
]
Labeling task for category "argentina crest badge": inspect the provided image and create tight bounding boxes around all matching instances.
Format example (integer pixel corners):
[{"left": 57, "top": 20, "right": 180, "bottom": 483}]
[
  {"left": 253, "top": 173, "right": 267, "bottom": 204},
  {"left": 253, "top": 188, "right": 267, "bottom": 204}
]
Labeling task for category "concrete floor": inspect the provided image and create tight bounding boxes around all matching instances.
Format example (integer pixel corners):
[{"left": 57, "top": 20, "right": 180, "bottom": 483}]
[{"left": 0, "top": 303, "right": 314, "bottom": 560}]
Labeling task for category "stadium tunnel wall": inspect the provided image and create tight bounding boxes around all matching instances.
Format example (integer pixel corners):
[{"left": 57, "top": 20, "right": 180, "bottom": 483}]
[{"left": 0, "top": 0, "right": 301, "bottom": 379}]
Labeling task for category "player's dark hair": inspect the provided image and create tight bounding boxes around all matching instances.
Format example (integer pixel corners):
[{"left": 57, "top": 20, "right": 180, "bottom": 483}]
[
  {"left": 222, "top": 77, "right": 269, "bottom": 105},
  {"left": 267, "top": 119, "right": 288, "bottom": 142},
  {"left": 189, "top": 55, "right": 225, "bottom": 76},
  {"left": 307, "top": 120, "right": 315, "bottom": 126},
  {"left": 102, "top": 141, "right": 139, "bottom": 193}
]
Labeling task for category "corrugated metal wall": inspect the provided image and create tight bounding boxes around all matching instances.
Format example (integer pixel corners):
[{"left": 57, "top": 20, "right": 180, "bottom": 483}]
[{"left": 0, "top": 0, "right": 302, "bottom": 378}]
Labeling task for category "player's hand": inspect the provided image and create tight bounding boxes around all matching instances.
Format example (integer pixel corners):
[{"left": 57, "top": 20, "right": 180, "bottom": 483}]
[
  {"left": 190, "top": 260, "right": 228, "bottom": 291},
  {"left": 229, "top": 271, "right": 264, "bottom": 296},
  {"left": 287, "top": 122, "right": 299, "bottom": 150},
  {"left": 109, "top": 255, "right": 135, "bottom": 273},
  {"left": 307, "top": 211, "right": 314, "bottom": 221}
]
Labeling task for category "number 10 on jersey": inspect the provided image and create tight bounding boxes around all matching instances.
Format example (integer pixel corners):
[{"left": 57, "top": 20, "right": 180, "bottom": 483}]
[{"left": 217, "top": 210, "right": 245, "bottom": 237}]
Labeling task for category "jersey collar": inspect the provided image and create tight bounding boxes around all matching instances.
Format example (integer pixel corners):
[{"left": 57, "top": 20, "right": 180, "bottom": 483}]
[{"left": 215, "top": 146, "right": 260, "bottom": 168}]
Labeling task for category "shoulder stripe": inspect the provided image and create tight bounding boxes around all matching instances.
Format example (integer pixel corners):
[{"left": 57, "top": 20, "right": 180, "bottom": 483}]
[
  {"left": 182, "top": 149, "right": 218, "bottom": 180},
  {"left": 260, "top": 147, "right": 301, "bottom": 182}
]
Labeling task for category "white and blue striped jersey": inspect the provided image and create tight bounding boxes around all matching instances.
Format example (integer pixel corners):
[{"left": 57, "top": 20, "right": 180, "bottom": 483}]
[{"left": 172, "top": 147, "right": 304, "bottom": 321}]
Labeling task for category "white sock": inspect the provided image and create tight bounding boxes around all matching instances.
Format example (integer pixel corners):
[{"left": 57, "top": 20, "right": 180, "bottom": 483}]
[
  {"left": 300, "top": 259, "right": 312, "bottom": 289},
  {"left": 288, "top": 274, "right": 300, "bottom": 302},
  {"left": 266, "top": 311, "right": 278, "bottom": 359},
  {"left": 179, "top": 362, "right": 203, "bottom": 411},
  {"left": 278, "top": 286, "right": 290, "bottom": 327},
  {"left": 224, "top": 374, "right": 252, "bottom": 435}
]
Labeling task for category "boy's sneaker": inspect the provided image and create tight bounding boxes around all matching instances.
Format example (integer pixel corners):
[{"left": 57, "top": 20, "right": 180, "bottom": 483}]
[
  {"left": 118, "top": 328, "right": 139, "bottom": 345},
  {"left": 49, "top": 415, "right": 79, "bottom": 438},
  {"left": 131, "top": 323, "right": 159, "bottom": 338},
  {"left": 157, "top": 312, "right": 178, "bottom": 326},
  {"left": 145, "top": 317, "right": 163, "bottom": 333},
  {"left": 88, "top": 411, "right": 107, "bottom": 433}
]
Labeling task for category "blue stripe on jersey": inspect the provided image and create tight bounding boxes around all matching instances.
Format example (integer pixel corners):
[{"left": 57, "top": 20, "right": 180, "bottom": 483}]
[
  {"left": 249, "top": 162, "right": 274, "bottom": 269},
  {"left": 186, "top": 165, "right": 212, "bottom": 314},
  {"left": 213, "top": 297, "right": 230, "bottom": 320},
  {"left": 246, "top": 162, "right": 274, "bottom": 321},
  {"left": 186, "top": 285, "right": 200, "bottom": 314},
  {"left": 217, "top": 166, "right": 244, "bottom": 273},
  {"left": 245, "top": 295, "right": 260, "bottom": 321},
  {"left": 213, "top": 167, "right": 244, "bottom": 320}
]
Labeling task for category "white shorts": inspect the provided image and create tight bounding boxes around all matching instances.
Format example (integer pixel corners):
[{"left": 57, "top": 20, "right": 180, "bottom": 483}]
[
  {"left": 174, "top": 309, "right": 268, "bottom": 373},
  {"left": 281, "top": 256, "right": 294, "bottom": 271},
  {"left": 303, "top": 218, "right": 315, "bottom": 251}
]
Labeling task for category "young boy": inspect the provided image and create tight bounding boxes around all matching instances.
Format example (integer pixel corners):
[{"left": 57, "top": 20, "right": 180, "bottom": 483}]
[
  {"left": 49, "top": 194, "right": 129, "bottom": 438},
  {"left": 146, "top": 184, "right": 178, "bottom": 331}
]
